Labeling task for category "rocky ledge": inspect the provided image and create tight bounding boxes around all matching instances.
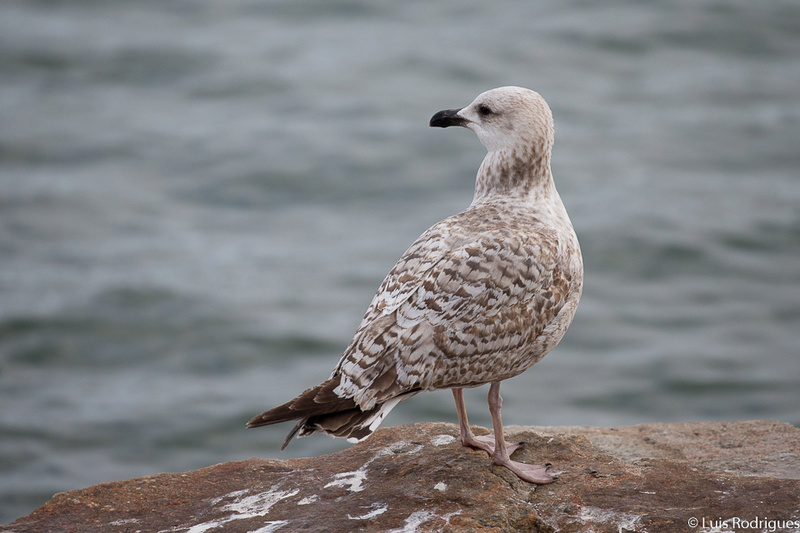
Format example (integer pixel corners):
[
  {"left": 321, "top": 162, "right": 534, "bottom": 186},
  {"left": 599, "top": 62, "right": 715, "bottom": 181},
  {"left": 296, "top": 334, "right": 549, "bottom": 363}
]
[{"left": 4, "top": 420, "right": 799, "bottom": 533}]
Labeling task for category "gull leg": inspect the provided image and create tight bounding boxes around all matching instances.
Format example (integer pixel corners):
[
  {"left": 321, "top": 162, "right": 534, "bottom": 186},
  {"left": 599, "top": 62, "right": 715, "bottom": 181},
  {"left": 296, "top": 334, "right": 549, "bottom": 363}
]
[
  {"left": 452, "top": 388, "right": 523, "bottom": 455},
  {"left": 487, "top": 382, "right": 553, "bottom": 484}
]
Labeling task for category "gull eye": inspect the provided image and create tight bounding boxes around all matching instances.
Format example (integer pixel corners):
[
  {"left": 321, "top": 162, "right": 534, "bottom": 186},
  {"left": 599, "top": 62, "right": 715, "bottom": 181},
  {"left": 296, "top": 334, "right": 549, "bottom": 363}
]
[{"left": 478, "top": 104, "right": 493, "bottom": 117}]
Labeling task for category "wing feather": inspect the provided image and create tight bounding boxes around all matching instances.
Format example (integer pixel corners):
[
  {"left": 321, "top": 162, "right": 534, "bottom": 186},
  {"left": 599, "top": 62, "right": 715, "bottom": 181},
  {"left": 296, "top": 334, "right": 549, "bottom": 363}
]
[{"left": 331, "top": 204, "right": 579, "bottom": 409}]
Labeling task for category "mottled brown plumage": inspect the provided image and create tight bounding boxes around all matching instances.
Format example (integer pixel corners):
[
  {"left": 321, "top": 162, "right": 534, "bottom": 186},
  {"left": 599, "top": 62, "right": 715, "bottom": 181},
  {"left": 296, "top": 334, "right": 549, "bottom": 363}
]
[{"left": 248, "top": 86, "right": 583, "bottom": 484}]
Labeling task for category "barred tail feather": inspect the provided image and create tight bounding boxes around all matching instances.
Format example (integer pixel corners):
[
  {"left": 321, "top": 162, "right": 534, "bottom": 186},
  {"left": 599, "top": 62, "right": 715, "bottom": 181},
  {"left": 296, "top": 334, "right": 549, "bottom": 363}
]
[
  {"left": 246, "top": 377, "right": 353, "bottom": 429},
  {"left": 247, "top": 376, "right": 417, "bottom": 450}
]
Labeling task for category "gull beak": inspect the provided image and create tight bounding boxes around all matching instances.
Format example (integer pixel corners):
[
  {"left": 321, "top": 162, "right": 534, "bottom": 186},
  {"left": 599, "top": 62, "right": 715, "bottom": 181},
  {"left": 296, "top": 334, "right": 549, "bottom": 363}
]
[{"left": 429, "top": 108, "right": 467, "bottom": 128}]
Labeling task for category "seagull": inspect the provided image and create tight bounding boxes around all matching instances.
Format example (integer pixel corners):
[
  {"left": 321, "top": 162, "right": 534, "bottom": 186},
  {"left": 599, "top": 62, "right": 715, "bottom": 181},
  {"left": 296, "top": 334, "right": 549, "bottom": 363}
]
[{"left": 248, "top": 86, "right": 583, "bottom": 484}]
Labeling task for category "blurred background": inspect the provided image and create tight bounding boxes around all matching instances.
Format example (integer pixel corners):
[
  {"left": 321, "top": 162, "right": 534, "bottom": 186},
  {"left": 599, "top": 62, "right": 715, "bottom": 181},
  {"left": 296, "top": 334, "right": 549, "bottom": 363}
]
[{"left": 2, "top": 0, "right": 799, "bottom": 523}]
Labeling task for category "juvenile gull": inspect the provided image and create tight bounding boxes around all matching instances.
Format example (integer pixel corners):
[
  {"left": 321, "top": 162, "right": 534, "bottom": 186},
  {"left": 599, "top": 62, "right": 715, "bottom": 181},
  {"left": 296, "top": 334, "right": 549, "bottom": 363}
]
[{"left": 248, "top": 86, "right": 583, "bottom": 484}]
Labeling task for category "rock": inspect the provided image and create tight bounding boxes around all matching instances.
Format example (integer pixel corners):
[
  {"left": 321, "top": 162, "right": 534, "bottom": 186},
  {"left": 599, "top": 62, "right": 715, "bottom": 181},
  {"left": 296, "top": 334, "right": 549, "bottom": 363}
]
[{"left": 4, "top": 420, "right": 799, "bottom": 533}]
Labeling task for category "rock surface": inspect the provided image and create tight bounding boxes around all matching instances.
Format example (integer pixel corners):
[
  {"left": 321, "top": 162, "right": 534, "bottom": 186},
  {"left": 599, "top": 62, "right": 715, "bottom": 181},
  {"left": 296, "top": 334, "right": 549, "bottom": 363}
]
[{"left": 4, "top": 420, "right": 799, "bottom": 533}]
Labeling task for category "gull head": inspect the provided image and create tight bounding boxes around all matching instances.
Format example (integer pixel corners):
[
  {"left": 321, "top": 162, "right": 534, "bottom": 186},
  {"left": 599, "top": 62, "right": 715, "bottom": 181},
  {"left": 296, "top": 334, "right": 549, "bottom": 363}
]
[{"left": 430, "top": 86, "right": 554, "bottom": 155}]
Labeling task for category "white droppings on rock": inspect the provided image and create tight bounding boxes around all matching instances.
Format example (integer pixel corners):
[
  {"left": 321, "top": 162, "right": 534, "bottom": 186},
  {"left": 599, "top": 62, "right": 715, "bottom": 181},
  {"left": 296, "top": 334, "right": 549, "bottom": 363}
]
[
  {"left": 431, "top": 434, "right": 456, "bottom": 446},
  {"left": 162, "top": 486, "right": 298, "bottom": 533},
  {"left": 324, "top": 446, "right": 396, "bottom": 493},
  {"left": 347, "top": 503, "right": 389, "bottom": 520},
  {"left": 109, "top": 518, "right": 140, "bottom": 526},
  {"left": 296, "top": 494, "right": 319, "bottom": 505},
  {"left": 222, "top": 488, "right": 300, "bottom": 518},
  {"left": 388, "top": 441, "right": 424, "bottom": 454},
  {"left": 441, "top": 510, "right": 463, "bottom": 527},
  {"left": 386, "top": 510, "right": 437, "bottom": 533},
  {"left": 247, "top": 521, "right": 289, "bottom": 533},
  {"left": 324, "top": 467, "right": 369, "bottom": 493},
  {"left": 577, "top": 505, "right": 643, "bottom": 532},
  {"left": 433, "top": 482, "right": 447, "bottom": 492},
  {"left": 209, "top": 488, "right": 250, "bottom": 506},
  {"left": 182, "top": 521, "right": 225, "bottom": 533}
]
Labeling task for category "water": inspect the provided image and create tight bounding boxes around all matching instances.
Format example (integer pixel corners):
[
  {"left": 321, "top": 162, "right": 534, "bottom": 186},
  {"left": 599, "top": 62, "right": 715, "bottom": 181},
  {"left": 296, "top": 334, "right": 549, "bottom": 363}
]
[{"left": 2, "top": 0, "right": 799, "bottom": 523}]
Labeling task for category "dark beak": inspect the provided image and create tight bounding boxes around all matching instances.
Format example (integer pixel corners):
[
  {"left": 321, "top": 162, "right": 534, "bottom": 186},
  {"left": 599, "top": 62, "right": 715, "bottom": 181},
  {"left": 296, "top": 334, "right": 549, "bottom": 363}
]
[{"left": 429, "top": 108, "right": 467, "bottom": 128}]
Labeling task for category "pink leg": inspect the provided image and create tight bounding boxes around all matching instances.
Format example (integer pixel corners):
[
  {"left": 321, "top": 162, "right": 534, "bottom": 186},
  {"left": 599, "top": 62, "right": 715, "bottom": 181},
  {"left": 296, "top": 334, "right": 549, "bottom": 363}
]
[
  {"left": 486, "top": 382, "right": 553, "bottom": 484},
  {"left": 452, "top": 388, "right": 523, "bottom": 455}
]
